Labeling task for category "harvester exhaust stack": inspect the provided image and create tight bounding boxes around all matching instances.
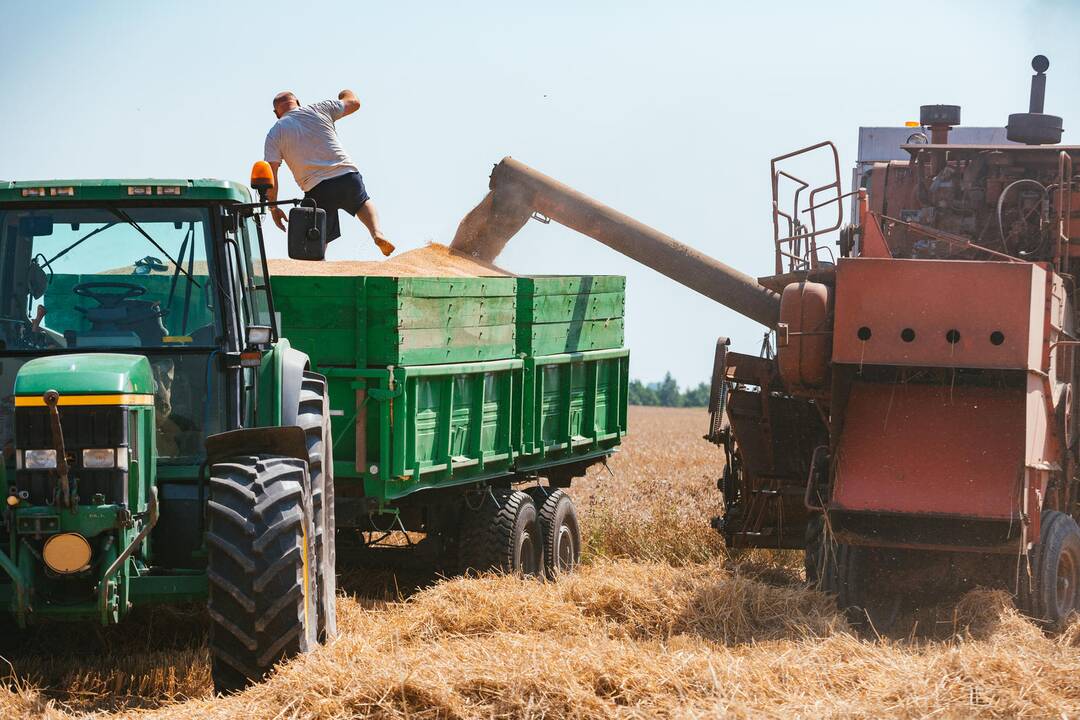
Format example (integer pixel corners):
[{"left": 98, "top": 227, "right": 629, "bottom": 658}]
[{"left": 451, "top": 157, "right": 781, "bottom": 329}]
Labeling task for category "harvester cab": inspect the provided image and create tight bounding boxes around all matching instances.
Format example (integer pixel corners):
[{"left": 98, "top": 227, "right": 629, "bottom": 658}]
[{"left": 0, "top": 175, "right": 335, "bottom": 692}]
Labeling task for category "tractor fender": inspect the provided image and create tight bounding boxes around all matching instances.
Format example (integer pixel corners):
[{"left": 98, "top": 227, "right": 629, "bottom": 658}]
[{"left": 278, "top": 342, "right": 311, "bottom": 426}]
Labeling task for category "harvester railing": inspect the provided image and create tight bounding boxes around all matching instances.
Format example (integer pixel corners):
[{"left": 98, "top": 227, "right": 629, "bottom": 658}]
[{"left": 771, "top": 141, "right": 844, "bottom": 274}]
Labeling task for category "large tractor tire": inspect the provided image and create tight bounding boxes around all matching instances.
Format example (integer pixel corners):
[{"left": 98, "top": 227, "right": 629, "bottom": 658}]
[
  {"left": 536, "top": 489, "right": 581, "bottom": 578},
  {"left": 459, "top": 489, "right": 541, "bottom": 576},
  {"left": 1025, "top": 510, "right": 1080, "bottom": 629},
  {"left": 207, "top": 455, "right": 318, "bottom": 694},
  {"left": 298, "top": 372, "right": 337, "bottom": 642}
]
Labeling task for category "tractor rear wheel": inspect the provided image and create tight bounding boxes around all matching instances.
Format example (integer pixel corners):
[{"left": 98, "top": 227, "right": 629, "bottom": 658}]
[
  {"left": 207, "top": 455, "right": 318, "bottom": 694},
  {"left": 536, "top": 489, "right": 581, "bottom": 578},
  {"left": 459, "top": 489, "right": 541, "bottom": 575},
  {"left": 298, "top": 372, "right": 337, "bottom": 642},
  {"left": 1027, "top": 510, "right": 1080, "bottom": 629}
]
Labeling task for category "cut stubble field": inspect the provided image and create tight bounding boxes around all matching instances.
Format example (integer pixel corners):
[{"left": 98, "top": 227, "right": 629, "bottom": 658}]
[{"left": 3, "top": 406, "right": 1080, "bottom": 719}]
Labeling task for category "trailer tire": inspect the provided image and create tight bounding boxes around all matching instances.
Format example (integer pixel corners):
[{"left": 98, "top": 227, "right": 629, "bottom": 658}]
[
  {"left": 1028, "top": 510, "right": 1080, "bottom": 629},
  {"left": 298, "top": 372, "right": 337, "bottom": 642},
  {"left": 537, "top": 489, "right": 580, "bottom": 578},
  {"left": 459, "top": 489, "right": 541, "bottom": 575},
  {"left": 207, "top": 455, "right": 318, "bottom": 694}
]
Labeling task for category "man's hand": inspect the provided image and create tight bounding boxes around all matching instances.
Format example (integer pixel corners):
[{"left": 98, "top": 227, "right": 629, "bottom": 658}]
[
  {"left": 338, "top": 89, "right": 361, "bottom": 117},
  {"left": 271, "top": 206, "right": 288, "bottom": 232}
]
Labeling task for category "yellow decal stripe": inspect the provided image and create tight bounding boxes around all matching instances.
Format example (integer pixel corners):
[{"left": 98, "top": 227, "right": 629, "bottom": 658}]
[{"left": 15, "top": 394, "right": 154, "bottom": 407}]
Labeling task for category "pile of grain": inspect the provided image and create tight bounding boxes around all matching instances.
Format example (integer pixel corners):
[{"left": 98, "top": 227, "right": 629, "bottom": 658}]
[{"left": 266, "top": 242, "right": 513, "bottom": 278}]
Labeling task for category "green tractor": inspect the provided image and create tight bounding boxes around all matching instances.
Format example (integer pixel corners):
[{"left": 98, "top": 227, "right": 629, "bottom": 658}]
[
  {"left": 0, "top": 166, "right": 631, "bottom": 695},
  {"left": 0, "top": 178, "right": 336, "bottom": 692}
]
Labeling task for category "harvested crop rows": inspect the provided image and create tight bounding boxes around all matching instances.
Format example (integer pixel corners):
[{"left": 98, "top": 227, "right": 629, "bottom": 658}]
[{"left": 3, "top": 407, "right": 1080, "bottom": 719}]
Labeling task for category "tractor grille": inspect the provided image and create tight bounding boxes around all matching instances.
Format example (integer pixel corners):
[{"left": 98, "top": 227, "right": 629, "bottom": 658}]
[{"left": 15, "top": 406, "right": 130, "bottom": 506}]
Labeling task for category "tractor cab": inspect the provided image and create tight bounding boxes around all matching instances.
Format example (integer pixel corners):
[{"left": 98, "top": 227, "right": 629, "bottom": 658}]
[
  {"left": 0, "top": 179, "right": 284, "bottom": 627},
  {"left": 0, "top": 181, "right": 275, "bottom": 460}
]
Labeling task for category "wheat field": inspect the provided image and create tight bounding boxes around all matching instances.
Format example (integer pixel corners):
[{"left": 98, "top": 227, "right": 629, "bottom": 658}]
[{"left": 2, "top": 406, "right": 1079, "bottom": 719}]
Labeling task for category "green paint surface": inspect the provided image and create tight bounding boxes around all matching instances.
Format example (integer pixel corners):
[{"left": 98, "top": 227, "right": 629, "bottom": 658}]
[
  {"left": 14, "top": 353, "right": 154, "bottom": 396},
  {"left": 0, "top": 178, "right": 250, "bottom": 204}
]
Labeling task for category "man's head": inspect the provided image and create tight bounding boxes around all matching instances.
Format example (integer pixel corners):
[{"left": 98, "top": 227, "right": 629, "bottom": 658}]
[
  {"left": 152, "top": 357, "right": 175, "bottom": 419},
  {"left": 272, "top": 91, "right": 300, "bottom": 118}
]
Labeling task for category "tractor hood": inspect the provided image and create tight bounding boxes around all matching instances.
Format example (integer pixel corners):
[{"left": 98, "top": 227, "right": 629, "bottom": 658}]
[{"left": 14, "top": 353, "right": 154, "bottom": 397}]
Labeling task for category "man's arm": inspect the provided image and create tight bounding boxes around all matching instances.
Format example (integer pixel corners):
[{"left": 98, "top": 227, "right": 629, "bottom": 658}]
[
  {"left": 338, "top": 89, "right": 361, "bottom": 117},
  {"left": 267, "top": 161, "right": 288, "bottom": 232}
]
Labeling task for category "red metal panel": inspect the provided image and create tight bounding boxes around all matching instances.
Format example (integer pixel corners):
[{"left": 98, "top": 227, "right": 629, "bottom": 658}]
[
  {"left": 833, "top": 258, "right": 1042, "bottom": 369},
  {"left": 832, "top": 381, "right": 1024, "bottom": 518}
]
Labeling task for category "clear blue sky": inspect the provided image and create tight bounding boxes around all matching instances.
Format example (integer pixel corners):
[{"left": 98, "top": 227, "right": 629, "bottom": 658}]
[{"left": 3, "top": 0, "right": 1078, "bottom": 385}]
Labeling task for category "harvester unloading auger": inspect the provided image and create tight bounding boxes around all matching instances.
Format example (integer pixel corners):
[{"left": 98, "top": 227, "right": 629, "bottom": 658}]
[{"left": 452, "top": 55, "right": 1080, "bottom": 631}]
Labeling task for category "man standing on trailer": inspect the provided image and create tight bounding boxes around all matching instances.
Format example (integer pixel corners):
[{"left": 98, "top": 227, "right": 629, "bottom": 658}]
[{"left": 263, "top": 89, "right": 394, "bottom": 257}]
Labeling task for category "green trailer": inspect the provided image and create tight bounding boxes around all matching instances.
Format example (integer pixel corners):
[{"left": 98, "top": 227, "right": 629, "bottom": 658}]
[
  {"left": 0, "top": 173, "right": 628, "bottom": 693},
  {"left": 272, "top": 269, "right": 628, "bottom": 572}
]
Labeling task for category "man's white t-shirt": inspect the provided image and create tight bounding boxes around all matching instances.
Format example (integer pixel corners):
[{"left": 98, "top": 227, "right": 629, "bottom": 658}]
[{"left": 264, "top": 100, "right": 359, "bottom": 192}]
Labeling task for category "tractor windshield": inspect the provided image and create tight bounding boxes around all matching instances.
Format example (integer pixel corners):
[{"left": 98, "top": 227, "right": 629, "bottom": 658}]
[{"left": 0, "top": 206, "right": 217, "bottom": 351}]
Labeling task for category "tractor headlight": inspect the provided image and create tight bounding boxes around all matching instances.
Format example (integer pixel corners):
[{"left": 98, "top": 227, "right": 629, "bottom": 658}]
[
  {"left": 23, "top": 449, "right": 57, "bottom": 470},
  {"left": 83, "top": 448, "right": 115, "bottom": 468}
]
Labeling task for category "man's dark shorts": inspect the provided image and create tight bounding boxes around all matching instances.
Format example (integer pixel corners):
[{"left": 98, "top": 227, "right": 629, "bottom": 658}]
[{"left": 304, "top": 171, "right": 370, "bottom": 242}]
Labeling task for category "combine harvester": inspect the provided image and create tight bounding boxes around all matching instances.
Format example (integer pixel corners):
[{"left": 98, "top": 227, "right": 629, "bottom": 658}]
[
  {"left": 0, "top": 164, "right": 628, "bottom": 690},
  {"left": 452, "top": 56, "right": 1080, "bottom": 629}
]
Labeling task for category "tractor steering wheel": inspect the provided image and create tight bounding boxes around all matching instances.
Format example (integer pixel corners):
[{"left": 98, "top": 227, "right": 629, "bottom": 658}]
[{"left": 72, "top": 281, "right": 147, "bottom": 308}]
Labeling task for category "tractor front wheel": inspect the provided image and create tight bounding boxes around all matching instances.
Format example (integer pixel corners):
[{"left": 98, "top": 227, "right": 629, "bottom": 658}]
[
  {"left": 207, "top": 455, "right": 318, "bottom": 694},
  {"left": 1026, "top": 510, "right": 1080, "bottom": 629}
]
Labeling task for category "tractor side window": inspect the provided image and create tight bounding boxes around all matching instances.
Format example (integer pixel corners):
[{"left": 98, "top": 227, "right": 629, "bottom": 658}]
[{"left": 240, "top": 215, "right": 274, "bottom": 334}]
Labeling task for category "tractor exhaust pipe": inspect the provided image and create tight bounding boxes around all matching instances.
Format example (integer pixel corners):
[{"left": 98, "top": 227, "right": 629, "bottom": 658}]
[{"left": 451, "top": 157, "right": 781, "bottom": 329}]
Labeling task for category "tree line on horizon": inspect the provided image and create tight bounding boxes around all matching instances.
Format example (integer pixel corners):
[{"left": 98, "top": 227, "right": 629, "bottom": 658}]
[{"left": 628, "top": 373, "right": 711, "bottom": 407}]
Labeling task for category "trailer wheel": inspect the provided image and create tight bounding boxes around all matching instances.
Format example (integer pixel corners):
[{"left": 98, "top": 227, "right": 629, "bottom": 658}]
[
  {"left": 459, "top": 489, "right": 541, "bottom": 575},
  {"left": 537, "top": 489, "right": 580, "bottom": 578},
  {"left": 1028, "top": 510, "right": 1080, "bottom": 629},
  {"left": 298, "top": 372, "right": 337, "bottom": 642},
  {"left": 207, "top": 455, "right": 318, "bottom": 694}
]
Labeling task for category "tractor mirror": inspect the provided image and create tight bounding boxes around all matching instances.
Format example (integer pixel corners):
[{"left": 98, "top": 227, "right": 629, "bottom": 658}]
[
  {"left": 287, "top": 201, "right": 327, "bottom": 261},
  {"left": 19, "top": 216, "right": 53, "bottom": 237},
  {"left": 28, "top": 262, "right": 48, "bottom": 299}
]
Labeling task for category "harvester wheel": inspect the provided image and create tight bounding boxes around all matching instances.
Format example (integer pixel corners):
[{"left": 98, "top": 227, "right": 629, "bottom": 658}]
[
  {"left": 803, "top": 514, "right": 837, "bottom": 590},
  {"left": 835, "top": 545, "right": 903, "bottom": 634},
  {"left": 459, "top": 489, "right": 541, "bottom": 575},
  {"left": 536, "top": 489, "right": 581, "bottom": 578},
  {"left": 1028, "top": 510, "right": 1080, "bottom": 629},
  {"left": 207, "top": 455, "right": 318, "bottom": 694},
  {"left": 298, "top": 372, "right": 337, "bottom": 642}
]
